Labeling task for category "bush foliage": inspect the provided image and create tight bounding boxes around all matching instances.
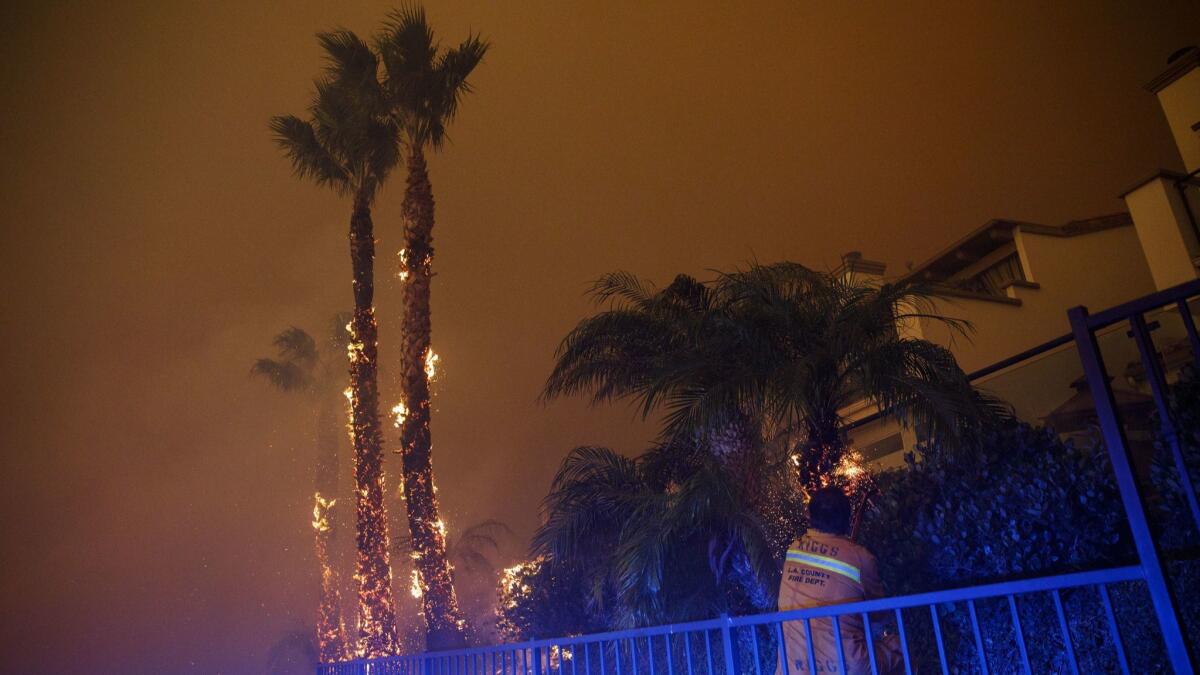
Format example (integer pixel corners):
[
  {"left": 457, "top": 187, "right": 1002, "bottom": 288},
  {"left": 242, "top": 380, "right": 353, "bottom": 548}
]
[{"left": 862, "top": 422, "right": 1130, "bottom": 595}]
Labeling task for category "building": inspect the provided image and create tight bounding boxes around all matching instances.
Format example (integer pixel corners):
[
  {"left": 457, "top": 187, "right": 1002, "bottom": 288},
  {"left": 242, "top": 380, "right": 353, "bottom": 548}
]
[{"left": 846, "top": 46, "right": 1200, "bottom": 468}]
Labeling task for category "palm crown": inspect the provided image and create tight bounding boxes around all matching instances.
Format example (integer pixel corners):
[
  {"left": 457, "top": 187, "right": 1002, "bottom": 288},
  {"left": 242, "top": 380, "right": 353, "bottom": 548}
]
[
  {"left": 252, "top": 315, "right": 351, "bottom": 396},
  {"left": 544, "top": 262, "right": 1004, "bottom": 465},
  {"left": 270, "top": 31, "right": 400, "bottom": 203},
  {"left": 375, "top": 6, "right": 489, "bottom": 149}
]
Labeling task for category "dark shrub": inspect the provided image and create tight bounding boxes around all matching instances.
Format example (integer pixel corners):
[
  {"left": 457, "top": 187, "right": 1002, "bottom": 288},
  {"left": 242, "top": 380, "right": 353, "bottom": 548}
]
[{"left": 860, "top": 421, "right": 1139, "bottom": 672}]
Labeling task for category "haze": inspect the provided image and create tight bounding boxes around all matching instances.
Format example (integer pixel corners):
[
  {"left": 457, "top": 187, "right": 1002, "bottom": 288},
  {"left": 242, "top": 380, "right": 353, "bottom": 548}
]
[{"left": 1, "top": 1, "right": 1197, "bottom": 672}]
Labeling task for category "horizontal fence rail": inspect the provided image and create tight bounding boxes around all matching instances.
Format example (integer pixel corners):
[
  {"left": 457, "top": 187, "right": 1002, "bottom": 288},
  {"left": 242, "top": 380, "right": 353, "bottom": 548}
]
[{"left": 320, "top": 566, "right": 1159, "bottom": 675}]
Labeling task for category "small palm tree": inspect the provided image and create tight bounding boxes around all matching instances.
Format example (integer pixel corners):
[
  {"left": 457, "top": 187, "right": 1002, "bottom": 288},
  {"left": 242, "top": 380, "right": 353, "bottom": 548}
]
[
  {"left": 544, "top": 262, "right": 1003, "bottom": 494},
  {"left": 253, "top": 319, "right": 352, "bottom": 663},
  {"left": 271, "top": 32, "right": 402, "bottom": 657},
  {"left": 534, "top": 445, "right": 785, "bottom": 626},
  {"left": 374, "top": 5, "right": 488, "bottom": 650}
]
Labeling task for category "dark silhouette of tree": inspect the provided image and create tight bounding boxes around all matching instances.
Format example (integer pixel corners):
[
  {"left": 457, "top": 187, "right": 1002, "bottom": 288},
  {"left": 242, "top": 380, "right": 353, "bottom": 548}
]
[
  {"left": 266, "top": 629, "right": 319, "bottom": 675},
  {"left": 544, "top": 262, "right": 1003, "bottom": 497},
  {"left": 533, "top": 444, "right": 785, "bottom": 626},
  {"left": 270, "top": 31, "right": 402, "bottom": 657},
  {"left": 253, "top": 318, "right": 352, "bottom": 662},
  {"left": 539, "top": 263, "right": 1005, "bottom": 618},
  {"left": 374, "top": 5, "right": 488, "bottom": 650}
]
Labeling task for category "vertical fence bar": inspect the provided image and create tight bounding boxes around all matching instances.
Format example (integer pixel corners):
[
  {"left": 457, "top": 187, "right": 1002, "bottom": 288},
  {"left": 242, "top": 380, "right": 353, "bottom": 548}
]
[
  {"left": 803, "top": 620, "right": 817, "bottom": 675},
  {"left": 776, "top": 621, "right": 791, "bottom": 675},
  {"left": 703, "top": 630, "right": 714, "bottom": 675},
  {"left": 894, "top": 609, "right": 912, "bottom": 675},
  {"left": 1051, "top": 590, "right": 1079, "bottom": 675},
  {"left": 831, "top": 617, "right": 847, "bottom": 675},
  {"left": 1098, "top": 584, "right": 1130, "bottom": 675},
  {"left": 1068, "top": 305, "right": 1195, "bottom": 673},
  {"left": 683, "top": 632, "right": 694, "bottom": 675},
  {"left": 929, "top": 605, "right": 949, "bottom": 675},
  {"left": 1179, "top": 298, "right": 1200, "bottom": 363},
  {"left": 749, "top": 626, "right": 764, "bottom": 675},
  {"left": 600, "top": 639, "right": 606, "bottom": 675},
  {"left": 862, "top": 613, "right": 879, "bottom": 675},
  {"left": 664, "top": 634, "right": 673, "bottom": 675},
  {"left": 719, "top": 616, "right": 736, "bottom": 675},
  {"left": 1130, "top": 313, "right": 1200, "bottom": 533},
  {"left": 967, "top": 600, "right": 989, "bottom": 675},
  {"left": 1006, "top": 595, "right": 1032, "bottom": 675}
]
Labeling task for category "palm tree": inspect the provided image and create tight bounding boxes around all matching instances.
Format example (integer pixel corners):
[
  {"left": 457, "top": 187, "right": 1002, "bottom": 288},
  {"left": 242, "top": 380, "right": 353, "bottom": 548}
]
[
  {"left": 534, "top": 444, "right": 786, "bottom": 626},
  {"left": 544, "top": 263, "right": 1003, "bottom": 529},
  {"left": 270, "top": 32, "right": 402, "bottom": 658},
  {"left": 253, "top": 319, "right": 352, "bottom": 662},
  {"left": 374, "top": 5, "right": 488, "bottom": 650}
]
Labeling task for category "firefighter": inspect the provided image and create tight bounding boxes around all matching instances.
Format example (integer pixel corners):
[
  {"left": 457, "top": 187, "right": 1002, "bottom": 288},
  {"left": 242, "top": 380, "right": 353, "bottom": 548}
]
[{"left": 776, "top": 486, "right": 902, "bottom": 675}]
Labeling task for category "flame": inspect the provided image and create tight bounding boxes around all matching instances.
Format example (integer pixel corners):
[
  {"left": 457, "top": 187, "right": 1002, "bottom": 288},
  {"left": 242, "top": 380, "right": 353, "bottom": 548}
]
[
  {"left": 500, "top": 558, "right": 542, "bottom": 609},
  {"left": 391, "top": 401, "right": 408, "bottom": 428},
  {"left": 434, "top": 519, "right": 447, "bottom": 538},
  {"left": 311, "top": 493, "right": 336, "bottom": 532},
  {"left": 397, "top": 249, "right": 410, "bottom": 281},
  {"left": 409, "top": 569, "right": 423, "bottom": 599},
  {"left": 424, "top": 349, "right": 440, "bottom": 380},
  {"left": 834, "top": 450, "right": 865, "bottom": 480}
]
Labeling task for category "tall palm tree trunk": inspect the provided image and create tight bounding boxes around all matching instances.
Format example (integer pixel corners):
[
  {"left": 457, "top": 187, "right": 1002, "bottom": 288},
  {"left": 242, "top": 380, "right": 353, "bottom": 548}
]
[
  {"left": 397, "top": 147, "right": 469, "bottom": 650},
  {"left": 314, "top": 398, "right": 349, "bottom": 662},
  {"left": 348, "top": 193, "right": 400, "bottom": 657}
]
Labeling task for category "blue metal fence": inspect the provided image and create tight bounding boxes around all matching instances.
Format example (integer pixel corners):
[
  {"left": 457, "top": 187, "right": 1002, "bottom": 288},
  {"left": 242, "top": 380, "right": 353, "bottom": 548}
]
[
  {"left": 321, "top": 279, "right": 1200, "bottom": 675},
  {"left": 1069, "top": 278, "right": 1200, "bottom": 674},
  {"left": 320, "top": 567, "right": 1153, "bottom": 675}
]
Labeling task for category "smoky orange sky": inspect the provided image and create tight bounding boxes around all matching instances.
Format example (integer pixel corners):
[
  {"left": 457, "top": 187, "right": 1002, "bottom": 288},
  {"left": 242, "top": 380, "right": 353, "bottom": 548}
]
[{"left": 1, "top": 1, "right": 1197, "bottom": 673}]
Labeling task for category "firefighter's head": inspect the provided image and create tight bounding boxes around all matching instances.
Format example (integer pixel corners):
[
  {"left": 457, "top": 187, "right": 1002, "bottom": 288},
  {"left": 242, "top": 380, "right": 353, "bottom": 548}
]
[{"left": 808, "top": 486, "right": 851, "bottom": 535}]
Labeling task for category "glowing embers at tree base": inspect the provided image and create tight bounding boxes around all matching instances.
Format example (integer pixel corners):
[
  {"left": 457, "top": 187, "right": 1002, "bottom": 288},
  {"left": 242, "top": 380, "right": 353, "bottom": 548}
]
[{"left": 312, "top": 492, "right": 350, "bottom": 662}]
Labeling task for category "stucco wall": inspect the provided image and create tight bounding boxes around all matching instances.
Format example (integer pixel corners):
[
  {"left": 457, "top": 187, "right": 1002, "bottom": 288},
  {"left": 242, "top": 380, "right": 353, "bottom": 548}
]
[
  {"left": 914, "top": 225, "right": 1156, "bottom": 374},
  {"left": 1124, "top": 177, "right": 1200, "bottom": 289},
  {"left": 1157, "top": 67, "right": 1200, "bottom": 172}
]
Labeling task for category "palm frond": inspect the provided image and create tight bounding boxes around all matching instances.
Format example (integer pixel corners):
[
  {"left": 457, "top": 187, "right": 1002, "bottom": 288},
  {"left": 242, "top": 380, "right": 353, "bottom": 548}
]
[
  {"left": 317, "top": 29, "right": 378, "bottom": 89},
  {"left": 273, "top": 327, "right": 319, "bottom": 366},
  {"left": 269, "top": 115, "right": 350, "bottom": 192},
  {"left": 251, "top": 358, "right": 311, "bottom": 392}
]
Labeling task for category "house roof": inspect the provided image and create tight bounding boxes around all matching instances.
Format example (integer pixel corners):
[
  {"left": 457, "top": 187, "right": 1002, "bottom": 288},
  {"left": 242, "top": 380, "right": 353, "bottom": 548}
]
[
  {"left": 900, "top": 212, "right": 1133, "bottom": 285},
  {"left": 1145, "top": 46, "right": 1200, "bottom": 94}
]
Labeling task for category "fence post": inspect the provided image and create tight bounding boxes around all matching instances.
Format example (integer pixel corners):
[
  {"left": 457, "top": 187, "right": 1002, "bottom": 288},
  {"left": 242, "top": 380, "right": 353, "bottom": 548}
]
[
  {"left": 719, "top": 615, "right": 737, "bottom": 675},
  {"left": 1068, "top": 305, "right": 1195, "bottom": 673},
  {"left": 533, "top": 646, "right": 544, "bottom": 675}
]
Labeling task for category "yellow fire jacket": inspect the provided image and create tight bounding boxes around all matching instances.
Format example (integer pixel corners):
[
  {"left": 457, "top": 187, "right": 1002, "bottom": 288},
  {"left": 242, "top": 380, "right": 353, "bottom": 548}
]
[{"left": 775, "top": 530, "right": 886, "bottom": 675}]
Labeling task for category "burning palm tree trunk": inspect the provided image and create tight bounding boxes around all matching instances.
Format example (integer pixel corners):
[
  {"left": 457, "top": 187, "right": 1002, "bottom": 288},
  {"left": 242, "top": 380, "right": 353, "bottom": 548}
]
[
  {"left": 397, "top": 147, "right": 468, "bottom": 650},
  {"left": 313, "top": 400, "right": 349, "bottom": 662},
  {"left": 348, "top": 194, "right": 400, "bottom": 657}
]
